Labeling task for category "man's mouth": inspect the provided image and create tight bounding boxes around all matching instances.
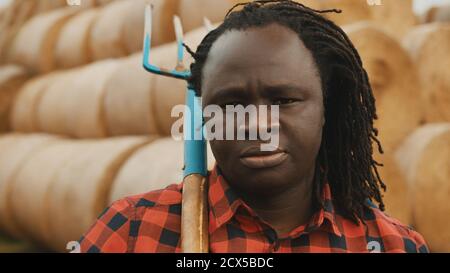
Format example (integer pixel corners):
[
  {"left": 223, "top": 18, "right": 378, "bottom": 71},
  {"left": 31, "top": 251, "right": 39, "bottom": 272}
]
[{"left": 239, "top": 146, "right": 288, "bottom": 169}]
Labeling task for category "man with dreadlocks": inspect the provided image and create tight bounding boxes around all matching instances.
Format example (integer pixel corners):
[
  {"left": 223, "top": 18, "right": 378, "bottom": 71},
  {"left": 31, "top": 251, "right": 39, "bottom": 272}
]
[{"left": 80, "top": 0, "right": 428, "bottom": 253}]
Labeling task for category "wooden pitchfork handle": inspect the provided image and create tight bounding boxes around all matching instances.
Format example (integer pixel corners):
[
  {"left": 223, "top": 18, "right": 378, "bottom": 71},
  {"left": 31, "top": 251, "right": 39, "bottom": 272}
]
[{"left": 181, "top": 174, "right": 209, "bottom": 252}]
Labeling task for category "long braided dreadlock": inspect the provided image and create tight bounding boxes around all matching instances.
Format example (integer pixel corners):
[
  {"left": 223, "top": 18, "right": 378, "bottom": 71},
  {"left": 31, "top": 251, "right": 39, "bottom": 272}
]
[{"left": 184, "top": 0, "right": 386, "bottom": 223}]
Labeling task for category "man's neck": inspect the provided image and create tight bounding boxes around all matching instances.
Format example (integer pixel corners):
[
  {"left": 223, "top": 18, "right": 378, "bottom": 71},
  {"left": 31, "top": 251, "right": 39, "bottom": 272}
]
[{"left": 236, "top": 168, "right": 315, "bottom": 237}]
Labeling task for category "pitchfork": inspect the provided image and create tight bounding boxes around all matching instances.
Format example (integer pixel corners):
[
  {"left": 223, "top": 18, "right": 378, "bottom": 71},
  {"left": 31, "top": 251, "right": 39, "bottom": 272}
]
[{"left": 142, "top": 5, "right": 209, "bottom": 253}]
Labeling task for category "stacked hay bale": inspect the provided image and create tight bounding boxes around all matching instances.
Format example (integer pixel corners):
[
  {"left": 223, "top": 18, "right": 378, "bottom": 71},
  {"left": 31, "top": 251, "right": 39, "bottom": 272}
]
[
  {"left": 395, "top": 124, "right": 450, "bottom": 252},
  {"left": 9, "top": 73, "right": 63, "bottom": 133},
  {"left": 45, "top": 136, "right": 151, "bottom": 251},
  {"left": 178, "top": 0, "right": 242, "bottom": 32},
  {"left": 376, "top": 154, "right": 412, "bottom": 226},
  {"left": 308, "top": 0, "right": 416, "bottom": 37},
  {"left": 0, "top": 65, "right": 29, "bottom": 132},
  {"left": 403, "top": 23, "right": 450, "bottom": 123},
  {"left": 7, "top": 7, "right": 79, "bottom": 74},
  {"left": 344, "top": 22, "right": 425, "bottom": 154},
  {"left": 109, "top": 139, "right": 216, "bottom": 203},
  {"left": 178, "top": 0, "right": 417, "bottom": 38},
  {"left": 36, "top": 60, "right": 119, "bottom": 138},
  {"left": 90, "top": 0, "right": 178, "bottom": 61},
  {"left": 2, "top": 135, "right": 152, "bottom": 250},
  {"left": 0, "top": 134, "right": 60, "bottom": 238},
  {"left": 54, "top": 9, "right": 100, "bottom": 69},
  {"left": 0, "top": 0, "right": 448, "bottom": 253},
  {"left": 2, "top": 0, "right": 177, "bottom": 72},
  {"left": 10, "top": 25, "right": 209, "bottom": 138}
]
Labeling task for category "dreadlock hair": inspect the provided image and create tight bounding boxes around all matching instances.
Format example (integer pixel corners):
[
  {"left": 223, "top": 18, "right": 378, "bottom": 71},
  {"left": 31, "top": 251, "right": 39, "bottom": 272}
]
[{"left": 184, "top": 0, "right": 386, "bottom": 224}]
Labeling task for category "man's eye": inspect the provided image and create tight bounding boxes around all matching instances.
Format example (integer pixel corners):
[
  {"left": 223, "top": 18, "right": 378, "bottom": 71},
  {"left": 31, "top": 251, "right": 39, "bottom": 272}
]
[{"left": 273, "top": 98, "right": 297, "bottom": 105}]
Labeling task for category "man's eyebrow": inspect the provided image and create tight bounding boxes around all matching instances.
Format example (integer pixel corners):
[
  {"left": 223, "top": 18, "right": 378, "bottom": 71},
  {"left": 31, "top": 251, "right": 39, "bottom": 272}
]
[
  {"left": 263, "top": 84, "right": 307, "bottom": 95},
  {"left": 208, "top": 83, "right": 307, "bottom": 102},
  {"left": 207, "top": 86, "right": 248, "bottom": 103}
]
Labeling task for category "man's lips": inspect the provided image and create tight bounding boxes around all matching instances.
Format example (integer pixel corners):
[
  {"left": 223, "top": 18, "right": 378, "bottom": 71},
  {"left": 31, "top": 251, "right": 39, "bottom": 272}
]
[{"left": 239, "top": 146, "right": 288, "bottom": 169}]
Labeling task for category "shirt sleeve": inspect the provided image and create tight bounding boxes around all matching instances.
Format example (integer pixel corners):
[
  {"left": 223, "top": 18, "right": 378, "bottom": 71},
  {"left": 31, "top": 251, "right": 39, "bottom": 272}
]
[{"left": 79, "top": 198, "right": 134, "bottom": 253}]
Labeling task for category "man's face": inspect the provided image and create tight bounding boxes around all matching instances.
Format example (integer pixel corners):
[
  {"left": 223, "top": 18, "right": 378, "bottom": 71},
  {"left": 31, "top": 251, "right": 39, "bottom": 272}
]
[{"left": 201, "top": 23, "right": 324, "bottom": 196}]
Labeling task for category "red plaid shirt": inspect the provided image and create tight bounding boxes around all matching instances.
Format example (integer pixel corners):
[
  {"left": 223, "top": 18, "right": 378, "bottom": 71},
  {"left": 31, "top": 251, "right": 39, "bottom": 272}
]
[{"left": 79, "top": 167, "right": 428, "bottom": 253}]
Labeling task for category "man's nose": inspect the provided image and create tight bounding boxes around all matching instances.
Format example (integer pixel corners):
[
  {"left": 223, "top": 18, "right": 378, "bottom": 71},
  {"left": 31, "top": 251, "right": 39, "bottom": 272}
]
[{"left": 237, "top": 106, "right": 280, "bottom": 139}]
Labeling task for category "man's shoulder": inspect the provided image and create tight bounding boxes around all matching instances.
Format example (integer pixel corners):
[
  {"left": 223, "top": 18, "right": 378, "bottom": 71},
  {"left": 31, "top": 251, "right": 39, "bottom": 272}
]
[
  {"left": 79, "top": 183, "right": 184, "bottom": 253},
  {"left": 123, "top": 182, "right": 183, "bottom": 209},
  {"left": 361, "top": 205, "right": 429, "bottom": 253}
]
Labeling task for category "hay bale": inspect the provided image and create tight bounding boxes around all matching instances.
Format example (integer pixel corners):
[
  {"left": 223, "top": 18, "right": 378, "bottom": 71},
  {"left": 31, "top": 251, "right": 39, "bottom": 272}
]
[
  {"left": 369, "top": 0, "right": 416, "bottom": 37},
  {"left": 10, "top": 140, "right": 77, "bottom": 245},
  {"left": 10, "top": 73, "right": 60, "bottom": 132},
  {"left": 104, "top": 54, "right": 159, "bottom": 136},
  {"left": 0, "top": 65, "right": 28, "bottom": 132},
  {"left": 315, "top": 0, "right": 371, "bottom": 26},
  {"left": 46, "top": 137, "right": 151, "bottom": 251},
  {"left": 109, "top": 138, "right": 216, "bottom": 203},
  {"left": 344, "top": 22, "right": 424, "bottom": 153},
  {"left": 104, "top": 26, "right": 209, "bottom": 136},
  {"left": 377, "top": 154, "right": 412, "bottom": 225},
  {"left": 403, "top": 23, "right": 450, "bottom": 123},
  {"left": 35, "top": 70, "right": 80, "bottom": 136},
  {"left": 395, "top": 123, "right": 450, "bottom": 252},
  {"left": 7, "top": 7, "right": 78, "bottom": 74},
  {"left": 297, "top": 0, "right": 415, "bottom": 37},
  {"left": 0, "top": 133, "right": 59, "bottom": 238},
  {"left": 424, "top": 4, "right": 450, "bottom": 23},
  {"left": 55, "top": 9, "right": 99, "bottom": 69},
  {"left": 90, "top": 0, "right": 177, "bottom": 61},
  {"left": 0, "top": 0, "right": 36, "bottom": 64},
  {"left": 178, "top": 0, "right": 241, "bottom": 32},
  {"left": 37, "top": 60, "right": 119, "bottom": 138}
]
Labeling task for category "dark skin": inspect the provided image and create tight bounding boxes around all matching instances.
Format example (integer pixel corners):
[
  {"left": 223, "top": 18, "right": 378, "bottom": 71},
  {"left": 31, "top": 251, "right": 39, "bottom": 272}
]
[{"left": 201, "top": 23, "right": 325, "bottom": 237}]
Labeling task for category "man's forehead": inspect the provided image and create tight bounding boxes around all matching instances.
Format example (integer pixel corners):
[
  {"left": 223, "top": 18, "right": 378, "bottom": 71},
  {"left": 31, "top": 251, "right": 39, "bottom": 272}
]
[
  {"left": 205, "top": 23, "right": 307, "bottom": 66},
  {"left": 201, "top": 24, "right": 320, "bottom": 95}
]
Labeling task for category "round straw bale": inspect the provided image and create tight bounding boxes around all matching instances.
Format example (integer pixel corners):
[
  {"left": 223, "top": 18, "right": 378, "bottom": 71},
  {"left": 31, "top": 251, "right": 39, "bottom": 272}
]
[
  {"left": 369, "top": 0, "right": 416, "bottom": 37},
  {"left": 0, "top": 133, "right": 59, "bottom": 238},
  {"left": 46, "top": 136, "right": 151, "bottom": 251},
  {"left": 90, "top": 0, "right": 176, "bottom": 61},
  {"left": 344, "top": 22, "right": 424, "bottom": 153},
  {"left": 55, "top": 9, "right": 99, "bottom": 69},
  {"left": 104, "top": 53, "right": 159, "bottom": 135},
  {"left": 7, "top": 7, "right": 77, "bottom": 74},
  {"left": 109, "top": 138, "right": 216, "bottom": 203},
  {"left": 0, "top": 65, "right": 28, "bottom": 132},
  {"left": 395, "top": 123, "right": 450, "bottom": 252},
  {"left": 377, "top": 154, "right": 412, "bottom": 225},
  {"left": 178, "top": 0, "right": 241, "bottom": 32},
  {"left": 403, "top": 23, "right": 450, "bottom": 122},
  {"left": 315, "top": 0, "right": 371, "bottom": 26},
  {"left": 9, "top": 140, "right": 77, "bottom": 245},
  {"left": 36, "top": 60, "right": 119, "bottom": 138},
  {"left": 35, "top": 71, "right": 80, "bottom": 136},
  {"left": 10, "top": 73, "right": 61, "bottom": 133}
]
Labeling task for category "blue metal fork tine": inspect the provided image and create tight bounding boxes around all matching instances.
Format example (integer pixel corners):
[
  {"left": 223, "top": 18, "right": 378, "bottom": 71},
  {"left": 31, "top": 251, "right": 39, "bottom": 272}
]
[{"left": 143, "top": 5, "right": 190, "bottom": 80}]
